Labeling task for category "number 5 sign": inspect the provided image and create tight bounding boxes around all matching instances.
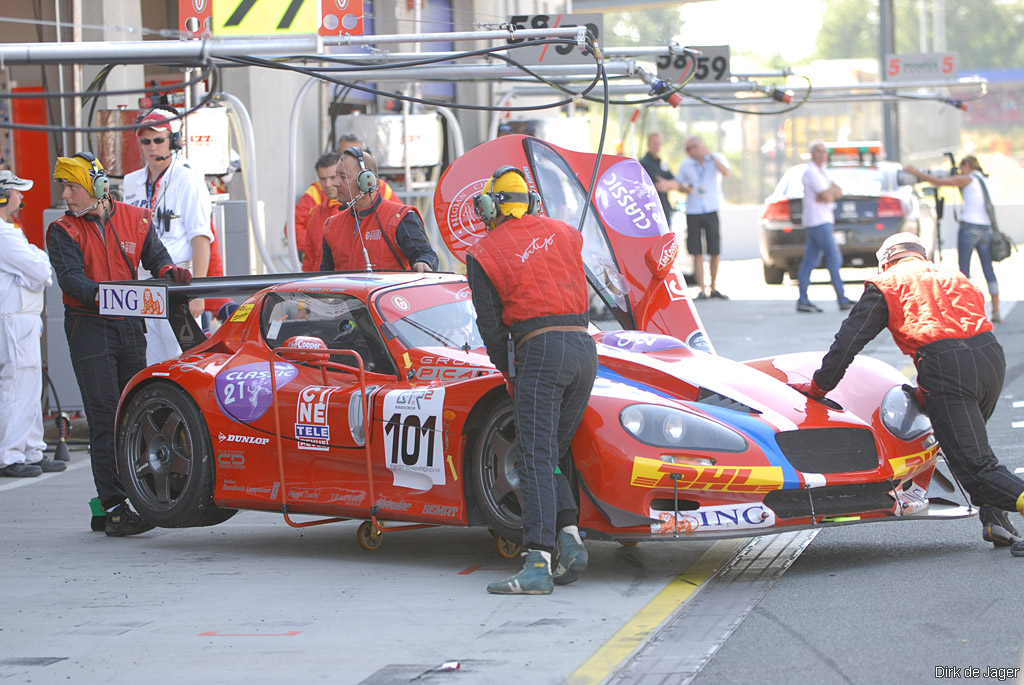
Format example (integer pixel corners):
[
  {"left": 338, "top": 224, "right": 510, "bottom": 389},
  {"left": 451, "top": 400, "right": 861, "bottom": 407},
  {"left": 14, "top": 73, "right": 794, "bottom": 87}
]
[{"left": 885, "top": 53, "right": 957, "bottom": 82}]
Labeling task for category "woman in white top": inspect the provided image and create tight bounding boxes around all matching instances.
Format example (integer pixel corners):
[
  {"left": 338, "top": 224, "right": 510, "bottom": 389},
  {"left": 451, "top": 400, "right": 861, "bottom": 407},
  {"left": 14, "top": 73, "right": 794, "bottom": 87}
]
[{"left": 905, "top": 156, "right": 1001, "bottom": 322}]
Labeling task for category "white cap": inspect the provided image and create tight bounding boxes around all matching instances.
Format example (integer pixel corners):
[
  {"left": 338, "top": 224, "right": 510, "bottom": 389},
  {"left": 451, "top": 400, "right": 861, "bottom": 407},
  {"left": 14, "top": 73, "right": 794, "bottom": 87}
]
[
  {"left": 876, "top": 232, "right": 926, "bottom": 269},
  {"left": 0, "top": 170, "right": 33, "bottom": 191}
]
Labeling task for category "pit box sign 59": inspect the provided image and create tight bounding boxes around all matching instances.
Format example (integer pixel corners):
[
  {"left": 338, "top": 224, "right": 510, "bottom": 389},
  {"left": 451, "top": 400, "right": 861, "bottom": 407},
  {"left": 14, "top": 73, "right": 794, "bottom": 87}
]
[
  {"left": 179, "top": 0, "right": 364, "bottom": 38},
  {"left": 657, "top": 45, "right": 731, "bottom": 85},
  {"left": 505, "top": 13, "right": 603, "bottom": 66}
]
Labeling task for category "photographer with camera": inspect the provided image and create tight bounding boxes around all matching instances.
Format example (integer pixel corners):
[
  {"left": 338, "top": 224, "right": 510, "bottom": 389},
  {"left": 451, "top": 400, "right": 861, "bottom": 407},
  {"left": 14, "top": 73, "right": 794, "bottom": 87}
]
[{"left": 904, "top": 156, "right": 1002, "bottom": 322}]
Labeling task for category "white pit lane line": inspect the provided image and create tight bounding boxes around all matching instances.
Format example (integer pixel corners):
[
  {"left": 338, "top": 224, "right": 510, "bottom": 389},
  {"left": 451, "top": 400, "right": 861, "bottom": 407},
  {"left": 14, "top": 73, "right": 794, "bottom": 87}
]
[{"left": 0, "top": 459, "right": 92, "bottom": 493}]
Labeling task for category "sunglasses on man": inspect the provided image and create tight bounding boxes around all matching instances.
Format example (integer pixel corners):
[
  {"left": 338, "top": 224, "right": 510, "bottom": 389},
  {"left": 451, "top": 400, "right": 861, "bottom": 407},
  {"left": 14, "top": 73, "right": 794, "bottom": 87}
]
[{"left": 139, "top": 137, "right": 167, "bottom": 146}]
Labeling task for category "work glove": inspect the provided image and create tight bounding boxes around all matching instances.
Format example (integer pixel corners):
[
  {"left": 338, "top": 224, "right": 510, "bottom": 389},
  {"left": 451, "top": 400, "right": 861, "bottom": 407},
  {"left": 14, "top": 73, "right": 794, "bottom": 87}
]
[
  {"left": 902, "top": 383, "right": 927, "bottom": 411},
  {"left": 791, "top": 379, "right": 827, "bottom": 400},
  {"left": 159, "top": 264, "right": 193, "bottom": 283}
]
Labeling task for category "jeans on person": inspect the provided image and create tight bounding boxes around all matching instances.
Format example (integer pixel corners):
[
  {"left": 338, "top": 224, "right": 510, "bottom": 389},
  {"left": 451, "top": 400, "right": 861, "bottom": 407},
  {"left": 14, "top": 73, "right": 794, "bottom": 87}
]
[
  {"left": 957, "top": 221, "right": 999, "bottom": 296},
  {"left": 513, "top": 331, "right": 597, "bottom": 552},
  {"left": 797, "top": 223, "right": 847, "bottom": 304}
]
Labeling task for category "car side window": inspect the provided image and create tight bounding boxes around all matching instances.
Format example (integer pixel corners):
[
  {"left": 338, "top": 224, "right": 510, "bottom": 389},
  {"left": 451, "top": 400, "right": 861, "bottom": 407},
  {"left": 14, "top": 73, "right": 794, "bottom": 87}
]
[{"left": 260, "top": 292, "right": 396, "bottom": 376}]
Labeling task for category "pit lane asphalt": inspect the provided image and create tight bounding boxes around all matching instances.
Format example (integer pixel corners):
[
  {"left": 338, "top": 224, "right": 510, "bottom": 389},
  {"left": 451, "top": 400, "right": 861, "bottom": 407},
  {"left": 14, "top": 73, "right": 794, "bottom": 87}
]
[{"left": 2, "top": 254, "right": 1020, "bottom": 685}]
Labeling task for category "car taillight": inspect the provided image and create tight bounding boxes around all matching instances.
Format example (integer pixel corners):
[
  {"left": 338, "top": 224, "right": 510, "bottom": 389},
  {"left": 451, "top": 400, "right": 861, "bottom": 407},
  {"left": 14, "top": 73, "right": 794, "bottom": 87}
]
[
  {"left": 877, "top": 196, "right": 904, "bottom": 218},
  {"left": 762, "top": 199, "right": 790, "bottom": 221}
]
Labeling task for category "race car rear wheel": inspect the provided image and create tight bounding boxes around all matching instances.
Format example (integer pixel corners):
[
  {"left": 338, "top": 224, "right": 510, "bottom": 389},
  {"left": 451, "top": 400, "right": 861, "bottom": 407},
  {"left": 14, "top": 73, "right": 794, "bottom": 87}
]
[
  {"left": 117, "top": 381, "right": 237, "bottom": 528},
  {"left": 469, "top": 396, "right": 523, "bottom": 544}
]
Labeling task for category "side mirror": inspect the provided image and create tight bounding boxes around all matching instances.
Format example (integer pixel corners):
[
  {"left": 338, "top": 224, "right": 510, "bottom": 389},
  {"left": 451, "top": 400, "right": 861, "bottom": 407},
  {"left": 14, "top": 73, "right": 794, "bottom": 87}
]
[{"left": 645, "top": 233, "right": 678, "bottom": 280}]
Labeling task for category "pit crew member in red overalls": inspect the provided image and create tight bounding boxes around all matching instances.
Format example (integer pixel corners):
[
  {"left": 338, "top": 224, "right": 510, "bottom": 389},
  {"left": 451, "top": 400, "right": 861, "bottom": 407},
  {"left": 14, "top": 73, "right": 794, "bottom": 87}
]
[
  {"left": 301, "top": 152, "right": 341, "bottom": 272},
  {"left": 320, "top": 148, "right": 436, "bottom": 272},
  {"left": 792, "top": 232, "right": 1024, "bottom": 556},
  {"left": 48, "top": 154, "right": 190, "bottom": 536},
  {"left": 467, "top": 166, "right": 598, "bottom": 594}
]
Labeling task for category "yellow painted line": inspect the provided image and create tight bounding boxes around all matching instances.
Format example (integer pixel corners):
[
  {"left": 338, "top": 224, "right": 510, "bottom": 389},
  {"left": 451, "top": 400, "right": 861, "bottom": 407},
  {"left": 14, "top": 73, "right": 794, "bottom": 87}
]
[{"left": 567, "top": 538, "right": 746, "bottom": 685}]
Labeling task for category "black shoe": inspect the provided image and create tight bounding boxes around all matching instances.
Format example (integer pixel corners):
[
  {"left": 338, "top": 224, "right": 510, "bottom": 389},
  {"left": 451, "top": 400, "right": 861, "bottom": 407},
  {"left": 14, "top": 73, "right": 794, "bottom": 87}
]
[
  {"left": 796, "top": 302, "right": 823, "bottom": 313},
  {"left": 695, "top": 291, "right": 708, "bottom": 300},
  {"left": 1012, "top": 539, "right": 1024, "bottom": 557},
  {"left": 709, "top": 289, "right": 729, "bottom": 300},
  {"left": 838, "top": 300, "right": 855, "bottom": 311},
  {"left": 0, "top": 463, "right": 42, "bottom": 478},
  {"left": 104, "top": 504, "right": 156, "bottom": 537},
  {"left": 33, "top": 458, "right": 67, "bottom": 473},
  {"left": 980, "top": 506, "right": 1021, "bottom": 547},
  {"left": 91, "top": 515, "right": 107, "bottom": 532}
]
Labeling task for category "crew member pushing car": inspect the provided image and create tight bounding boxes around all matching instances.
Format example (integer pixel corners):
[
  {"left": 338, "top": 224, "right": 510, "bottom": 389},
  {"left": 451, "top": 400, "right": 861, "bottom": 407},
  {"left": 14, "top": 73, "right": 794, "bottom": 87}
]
[
  {"left": 791, "top": 232, "right": 1024, "bottom": 555},
  {"left": 47, "top": 154, "right": 191, "bottom": 536},
  {"left": 466, "top": 166, "right": 598, "bottom": 594}
]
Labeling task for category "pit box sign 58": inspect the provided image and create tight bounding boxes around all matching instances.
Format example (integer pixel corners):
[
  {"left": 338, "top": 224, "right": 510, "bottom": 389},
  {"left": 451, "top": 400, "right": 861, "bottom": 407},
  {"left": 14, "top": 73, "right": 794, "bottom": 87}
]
[
  {"left": 505, "top": 13, "right": 603, "bottom": 66},
  {"left": 657, "top": 45, "right": 731, "bottom": 85}
]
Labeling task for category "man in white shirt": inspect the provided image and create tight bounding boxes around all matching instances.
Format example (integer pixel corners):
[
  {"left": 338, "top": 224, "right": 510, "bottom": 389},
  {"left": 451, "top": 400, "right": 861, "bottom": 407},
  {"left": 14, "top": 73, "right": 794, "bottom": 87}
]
[
  {"left": 676, "top": 136, "right": 730, "bottom": 300},
  {"left": 797, "top": 141, "right": 854, "bottom": 313},
  {"left": 122, "top": 108, "right": 213, "bottom": 363},
  {"left": 0, "top": 171, "right": 64, "bottom": 477}
]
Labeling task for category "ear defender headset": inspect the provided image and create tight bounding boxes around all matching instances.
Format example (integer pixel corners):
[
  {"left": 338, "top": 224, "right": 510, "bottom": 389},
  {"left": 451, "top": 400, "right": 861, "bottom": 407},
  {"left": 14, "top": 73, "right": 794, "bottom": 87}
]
[
  {"left": 0, "top": 187, "right": 9, "bottom": 207},
  {"left": 472, "top": 166, "right": 542, "bottom": 226},
  {"left": 74, "top": 152, "right": 110, "bottom": 200},
  {"left": 344, "top": 147, "right": 379, "bottom": 194},
  {"left": 139, "top": 108, "right": 183, "bottom": 150}
]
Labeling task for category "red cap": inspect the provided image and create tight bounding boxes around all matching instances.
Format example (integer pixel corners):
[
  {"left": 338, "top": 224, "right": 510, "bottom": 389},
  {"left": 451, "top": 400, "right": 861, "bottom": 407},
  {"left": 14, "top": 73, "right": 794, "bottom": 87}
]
[{"left": 136, "top": 111, "right": 174, "bottom": 135}]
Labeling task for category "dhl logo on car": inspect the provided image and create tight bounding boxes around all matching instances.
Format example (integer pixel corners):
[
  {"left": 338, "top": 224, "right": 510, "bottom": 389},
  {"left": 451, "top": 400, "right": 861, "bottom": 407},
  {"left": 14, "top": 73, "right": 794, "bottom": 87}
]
[
  {"left": 887, "top": 445, "right": 939, "bottom": 480},
  {"left": 630, "top": 456, "right": 785, "bottom": 493}
]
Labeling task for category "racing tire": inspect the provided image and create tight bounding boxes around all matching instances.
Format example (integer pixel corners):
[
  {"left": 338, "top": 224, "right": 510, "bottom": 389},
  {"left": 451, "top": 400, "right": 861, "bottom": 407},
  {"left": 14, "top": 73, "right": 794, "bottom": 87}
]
[
  {"left": 762, "top": 262, "right": 785, "bottom": 285},
  {"left": 469, "top": 395, "right": 523, "bottom": 544},
  {"left": 357, "top": 520, "right": 384, "bottom": 551},
  {"left": 117, "top": 382, "right": 237, "bottom": 528}
]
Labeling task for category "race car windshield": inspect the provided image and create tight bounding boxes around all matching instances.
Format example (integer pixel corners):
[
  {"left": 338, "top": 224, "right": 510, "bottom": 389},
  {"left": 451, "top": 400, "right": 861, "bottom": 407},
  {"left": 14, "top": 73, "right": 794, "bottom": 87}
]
[
  {"left": 526, "top": 139, "right": 631, "bottom": 325},
  {"left": 385, "top": 299, "right": 485, "bottom": 352}
]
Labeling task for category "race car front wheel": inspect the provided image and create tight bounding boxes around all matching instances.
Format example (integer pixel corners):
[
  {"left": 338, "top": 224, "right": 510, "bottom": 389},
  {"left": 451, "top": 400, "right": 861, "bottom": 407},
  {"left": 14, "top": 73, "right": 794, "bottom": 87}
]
[
  {"left": 469, "top": 395, "right": 523, "bottom": 544},
  {"left": 117, "top": 381, "right": 237, "bottom": 528}
]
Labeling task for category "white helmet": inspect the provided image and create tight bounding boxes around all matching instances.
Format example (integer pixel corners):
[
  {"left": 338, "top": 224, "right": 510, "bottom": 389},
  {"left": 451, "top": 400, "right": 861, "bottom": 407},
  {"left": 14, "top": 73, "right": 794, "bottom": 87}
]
[{"left": 876, "top": 232, "right": 927, "bottom": 270}]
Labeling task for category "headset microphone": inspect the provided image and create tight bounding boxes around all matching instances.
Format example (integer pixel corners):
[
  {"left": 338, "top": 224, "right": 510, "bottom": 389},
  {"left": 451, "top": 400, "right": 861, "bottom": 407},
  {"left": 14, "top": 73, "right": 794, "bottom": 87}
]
[
  {"left": 154, "top": 155, "right": 171, "bottom": 162},
  {"left": 71, "top": 200, "right": 102, "bottom": 218}
]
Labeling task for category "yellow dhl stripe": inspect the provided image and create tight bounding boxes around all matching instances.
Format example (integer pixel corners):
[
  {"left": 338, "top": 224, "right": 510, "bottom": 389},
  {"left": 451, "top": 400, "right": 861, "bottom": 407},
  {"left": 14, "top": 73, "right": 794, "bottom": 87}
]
[{"left": 629, "top": 456, "right": 786, "bottom": 493}]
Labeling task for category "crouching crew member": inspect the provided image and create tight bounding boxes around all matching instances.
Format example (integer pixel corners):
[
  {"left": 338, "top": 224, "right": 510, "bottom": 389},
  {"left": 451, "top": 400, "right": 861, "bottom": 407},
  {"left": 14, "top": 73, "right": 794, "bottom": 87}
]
[
  {"left": 47, "top": 154, "right": 190, "bottom": 536},
  {"left": 792, "top": 233, "right": 1024, "bottom": 556},
  {"left": 466, "top": 166, "right": 598, "bottom": 595},
  {"left": 320, "top": 148, "right": 437, "bottom": 272}
]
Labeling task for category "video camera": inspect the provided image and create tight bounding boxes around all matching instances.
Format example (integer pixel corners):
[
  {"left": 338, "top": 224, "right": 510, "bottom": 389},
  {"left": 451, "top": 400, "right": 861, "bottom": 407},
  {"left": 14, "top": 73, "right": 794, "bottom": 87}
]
[{"left": 896, "top": 151, "right": 959, "bottom": 186}]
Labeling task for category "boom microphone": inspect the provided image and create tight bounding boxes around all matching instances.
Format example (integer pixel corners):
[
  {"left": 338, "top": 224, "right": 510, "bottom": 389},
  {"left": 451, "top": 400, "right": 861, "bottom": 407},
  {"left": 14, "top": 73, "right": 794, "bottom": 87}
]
[{"left": 154, "top": 155, "right": 171, "bottom": 161}]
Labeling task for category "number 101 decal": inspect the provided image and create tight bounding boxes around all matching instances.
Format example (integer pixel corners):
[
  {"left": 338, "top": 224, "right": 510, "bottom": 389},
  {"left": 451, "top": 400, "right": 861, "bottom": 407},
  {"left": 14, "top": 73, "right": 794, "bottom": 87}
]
[{"left": 382, "top": 388, "right": 446, "bottom": 490}]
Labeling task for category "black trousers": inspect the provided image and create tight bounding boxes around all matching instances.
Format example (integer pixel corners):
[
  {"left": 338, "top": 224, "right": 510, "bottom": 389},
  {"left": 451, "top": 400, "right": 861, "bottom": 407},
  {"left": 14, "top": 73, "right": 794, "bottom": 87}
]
[
  {"left": 65, "top": 314, "right": 148, "bottom": 509},
  {"left": 513, "top": 331, "right": 598, "bottom": 552},
  {"left": 917, "top": 332, "right": 1024, "bottom": 511}
]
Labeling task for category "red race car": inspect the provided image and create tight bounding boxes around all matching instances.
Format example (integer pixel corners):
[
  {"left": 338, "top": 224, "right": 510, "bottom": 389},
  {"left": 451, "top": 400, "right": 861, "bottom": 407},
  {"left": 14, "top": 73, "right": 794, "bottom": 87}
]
[{"left": 111, "top": 136, "right": 968, "bottom": 554}]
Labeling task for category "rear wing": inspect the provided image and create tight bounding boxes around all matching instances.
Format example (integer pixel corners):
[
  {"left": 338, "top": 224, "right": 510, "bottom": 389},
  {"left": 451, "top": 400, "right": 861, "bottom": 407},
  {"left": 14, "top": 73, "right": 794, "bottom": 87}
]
[{"left": 98, "top": 272, "right": 331, "bottom": 351}]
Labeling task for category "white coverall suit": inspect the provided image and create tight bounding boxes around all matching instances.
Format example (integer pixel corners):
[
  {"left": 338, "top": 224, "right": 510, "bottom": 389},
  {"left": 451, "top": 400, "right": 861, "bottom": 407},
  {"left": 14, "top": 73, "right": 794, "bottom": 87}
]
[{"left": 0, "top": 217, "right": 52, "bottom": 467}]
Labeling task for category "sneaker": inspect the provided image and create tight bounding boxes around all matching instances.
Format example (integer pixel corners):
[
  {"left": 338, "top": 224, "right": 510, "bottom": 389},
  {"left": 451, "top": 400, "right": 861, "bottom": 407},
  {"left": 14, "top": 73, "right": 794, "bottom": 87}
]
[
  {"left": 992, "top": 309, "right": 1002, "bottom": 323},
  {"left": 1013, "top": 539, "right": 1024, "bottom": 557},
  {"left": 796, "top": 302, "right": 823, "bottom": 313},
  {"left": 695, "top": 292, "right": 708, "bottom": 300},
  {"left": 838, "top": 300, "right": 855, "bottom": 311},
  {"left": 553, "top": 526, "right": 588, "bottom": 586},
  {"left": 980, "top": 506, "right": 1021, "bottom": 547},
  {"left": 709, "top": 290, "right": 729, "bottom": 300},
  {"left": 91, "top": 515, "right": 107, "bottom": 532},
  {"left": 486, "top": 549, "right": 553, "bottom": 595},
  {"left": 32, "top": 458, "right": 67, "bottom": 473},
  {"left": 104, "top": 503, "right": 156, "bottom": 537},
  {"left": 0, "top": 463, "right": 42, "bottom": 478}
]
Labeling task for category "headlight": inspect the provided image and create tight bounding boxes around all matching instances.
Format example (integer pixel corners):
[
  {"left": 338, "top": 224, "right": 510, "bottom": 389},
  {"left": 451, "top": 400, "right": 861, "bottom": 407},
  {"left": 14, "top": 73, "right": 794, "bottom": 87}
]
[
  {"left": 880, "top": 385, "right": 932, "bottom": 441},
  {"left": 619, "top": 404, "right": 747, "bottom": 452}
]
